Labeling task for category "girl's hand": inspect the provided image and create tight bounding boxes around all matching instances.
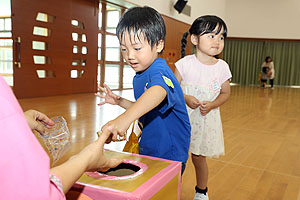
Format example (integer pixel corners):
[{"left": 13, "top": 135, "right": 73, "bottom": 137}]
[
  {"left": 101, "top": 115, "right": 131, "bottom": 143},
  {"left": 199, "top": 101, "right": 213, "bottom": 116},
  {"left": 95, "top": 84, "right": 121, "bottom": 106},
  {"left": 185, "top": 95, "right": 201, "bottom": 109}
]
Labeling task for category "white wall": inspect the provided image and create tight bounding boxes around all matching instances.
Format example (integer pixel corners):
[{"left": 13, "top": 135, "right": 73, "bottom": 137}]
[
  {"left": 123, "top": 0, "right": 300, "bottom": 40},
  {"left": 225, "top": 0, "right": 300, "bottom": 39},
  {"left": 124, "top": 0, "right": 226, "bottom": 25}
]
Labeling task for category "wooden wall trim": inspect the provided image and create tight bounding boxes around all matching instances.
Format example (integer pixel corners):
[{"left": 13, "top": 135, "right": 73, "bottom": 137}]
[
  {"left": 160, "top": 14, "right": 192, "bottom": 72},
  {"left": 161, "top": 14, "right": 191, "bottom": 27},
  {"left": 227, "top": 37, "right": 300, "bottom": 42}
]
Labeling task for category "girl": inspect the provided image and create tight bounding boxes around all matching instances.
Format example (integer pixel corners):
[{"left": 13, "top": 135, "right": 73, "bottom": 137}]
[{"left": 174, "top": 15, "right": 232, "bottom": 200}]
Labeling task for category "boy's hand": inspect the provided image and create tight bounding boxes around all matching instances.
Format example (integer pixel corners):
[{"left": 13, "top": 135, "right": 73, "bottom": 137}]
[
  {"left": 101, "top": 115, "right": 130, "bottom": 143},
  {"left": 199, "top": 101, "right": 213, "bottom": 116},
  {"left": 95, "top": 84, "right": 121, "bottom": 106},
  {"left": 185, "top": 95, "right": 201, "bottom": 109}
]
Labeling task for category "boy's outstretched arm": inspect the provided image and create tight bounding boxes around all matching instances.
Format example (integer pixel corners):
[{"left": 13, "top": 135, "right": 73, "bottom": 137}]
[
  {"left": 96, "top": 84, "right": 134, "bottom": 110},
  {"left": 101, "top": 85, "right": 167, "bottom": 141}
]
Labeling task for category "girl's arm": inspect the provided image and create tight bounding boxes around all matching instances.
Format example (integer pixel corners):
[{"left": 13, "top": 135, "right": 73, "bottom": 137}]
[
  {"left": 199, "top": 80, "right": 230, "bottom": 115},
  {"left": 101, "top": 85, "right": 167, "bottom": 141},
  {"left": 212, "top": 80, "right": 231, "bottom": 108},
  {"left": 270, "top": 62, "right": 274, "bottom": 70}
]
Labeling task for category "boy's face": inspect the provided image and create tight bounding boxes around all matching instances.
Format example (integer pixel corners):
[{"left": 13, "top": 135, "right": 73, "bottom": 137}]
[{"left": 119, "top": 31, "right": 164, "bottom": 72}]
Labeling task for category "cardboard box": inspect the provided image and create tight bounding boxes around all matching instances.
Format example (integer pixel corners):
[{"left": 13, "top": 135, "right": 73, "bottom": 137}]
[{"left": 67, "top": 150, "right": 181, "bottom": 200}]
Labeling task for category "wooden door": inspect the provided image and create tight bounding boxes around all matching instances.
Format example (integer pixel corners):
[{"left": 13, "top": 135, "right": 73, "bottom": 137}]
[
  {"left": 162, "top": 15, "right": 192, "bottom": 72},
  {"left": 11, "top": 0, "right": 98, "bottom": 98}
]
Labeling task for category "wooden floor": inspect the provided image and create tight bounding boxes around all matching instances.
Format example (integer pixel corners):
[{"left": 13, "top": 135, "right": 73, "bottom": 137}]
[{"left": 18, "top": 85, "right": 300, "bottom": 200}]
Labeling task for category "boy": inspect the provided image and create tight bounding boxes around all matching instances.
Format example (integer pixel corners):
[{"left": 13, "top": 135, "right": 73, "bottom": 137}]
[{"left": 97, "top": 6, "right": 191, "bottom": 173}]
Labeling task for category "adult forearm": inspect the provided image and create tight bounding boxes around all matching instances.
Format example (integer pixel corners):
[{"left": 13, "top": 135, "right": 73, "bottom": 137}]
[{"left": 50, "top": 153, "right": 89, "bottom": 193}]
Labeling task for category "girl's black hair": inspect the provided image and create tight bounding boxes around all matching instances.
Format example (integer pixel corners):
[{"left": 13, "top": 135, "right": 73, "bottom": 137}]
[
  {"left": 181, "top": 15, "right": 228, "bottom": 58},
  {"left": 116, "top": 6, "right": 166, "bottom": 49},
  {"left": 265, "top": 56, "right": 272, "bottom": 62}
]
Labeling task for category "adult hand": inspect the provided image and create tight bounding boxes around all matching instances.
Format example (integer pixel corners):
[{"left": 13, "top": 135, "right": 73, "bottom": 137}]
[
  {"left": 24, "top": 109, "right": 54, "bottom": 134},
  {"left": 78, "top": 129, "right": 123, "bottom": 172},
  {"left": 95, "top": 84, "right": 121, "bottom": 106},
  {"left": 50, "top": 128, "right": 123, "bottom": 193}
]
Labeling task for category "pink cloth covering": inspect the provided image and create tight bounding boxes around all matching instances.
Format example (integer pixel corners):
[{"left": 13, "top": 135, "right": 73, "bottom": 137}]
[{"left": 0, "top": 76, "right": 65, "bottom": 200}]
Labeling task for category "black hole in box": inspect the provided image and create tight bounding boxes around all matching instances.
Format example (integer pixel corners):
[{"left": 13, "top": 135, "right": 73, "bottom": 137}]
[{"left": 98, "top": 162, "right": 141, "bottom": 177}]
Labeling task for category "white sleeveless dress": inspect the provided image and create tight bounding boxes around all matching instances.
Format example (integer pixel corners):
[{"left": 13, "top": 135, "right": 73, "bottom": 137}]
[
  {"left": 175, "top": 55, "right": 232, "bottom": 157},
  {"left": 181, "top": 84, "right": 224, "bottom": 157}
]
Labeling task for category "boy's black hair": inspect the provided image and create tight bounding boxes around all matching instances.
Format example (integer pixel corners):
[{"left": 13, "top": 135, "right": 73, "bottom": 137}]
[
  {"left": 116, "top": 6, "right": 166, "bottom": 48},
  {"left": 181, "top": 15, "right": 227, "bottom": 58}
]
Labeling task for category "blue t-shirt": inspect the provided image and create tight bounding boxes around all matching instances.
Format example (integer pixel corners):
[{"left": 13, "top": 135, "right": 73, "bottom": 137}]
[{"left": 133, "top": 58, "right": 191, "bottom": 163}]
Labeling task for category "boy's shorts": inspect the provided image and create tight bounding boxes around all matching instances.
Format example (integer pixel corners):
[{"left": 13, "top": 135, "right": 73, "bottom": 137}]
[{"left": 181, "top": 162, "right": 186, "bottom": 176}]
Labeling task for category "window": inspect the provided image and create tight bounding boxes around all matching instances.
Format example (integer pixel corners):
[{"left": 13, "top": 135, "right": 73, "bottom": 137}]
[
  {"left": 105, "top": 64, "right": 119, "bottom": 89},
  {"left": 0, "top": 0, "right": 12, "bottom": 85},
  {"left": 0, "top": 39, "right": 13, "bottom": 72},
  {"left": 106, "top": 4, "right": 120, "bottom": 34},
  {"left": 123, "top": 65, "right": 135, "bottom": 88},
  {"left": 105, "top": 35, "right": 120, "bottom": 61},
  {"left": 98, "top": 2, "right": 133, "bottom": 90},
  {"left": 98, "top": 33, "right": 102, "bottom": 60}
]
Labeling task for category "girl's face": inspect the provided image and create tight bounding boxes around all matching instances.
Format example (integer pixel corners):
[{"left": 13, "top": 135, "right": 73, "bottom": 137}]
[
  {"left": 119, "top": 31, "right": 164, "bottom": 72},
  {"left": 192, "top": 26, "right": 225, "bottom": 58}
]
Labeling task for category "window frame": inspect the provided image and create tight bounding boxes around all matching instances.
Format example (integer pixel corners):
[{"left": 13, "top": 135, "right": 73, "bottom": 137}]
[
  {"left": 98, "top": 2, "right": 130, "bottom": 90},
  {"left": 0, "top": 16, "right": 13, "bottom": 86}
]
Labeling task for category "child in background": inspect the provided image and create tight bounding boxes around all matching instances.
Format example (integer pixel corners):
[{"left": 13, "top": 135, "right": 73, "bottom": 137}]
[
  {"left": 261, "top": 64, "right": 269, "bottom": 88},
  {"left": 174, "top": 15, "right": 232, "bottom": 200},
  {"left": 261, "top": 56, "right": 275, "bottom": 88},
  {"left": 96, "top": 6, "right": 191, "bottom": 174}
]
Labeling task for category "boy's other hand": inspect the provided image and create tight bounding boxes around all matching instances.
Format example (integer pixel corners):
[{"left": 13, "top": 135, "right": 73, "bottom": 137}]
[{"left": 95, "top": 84, "right": 121, "bottom": 106}]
